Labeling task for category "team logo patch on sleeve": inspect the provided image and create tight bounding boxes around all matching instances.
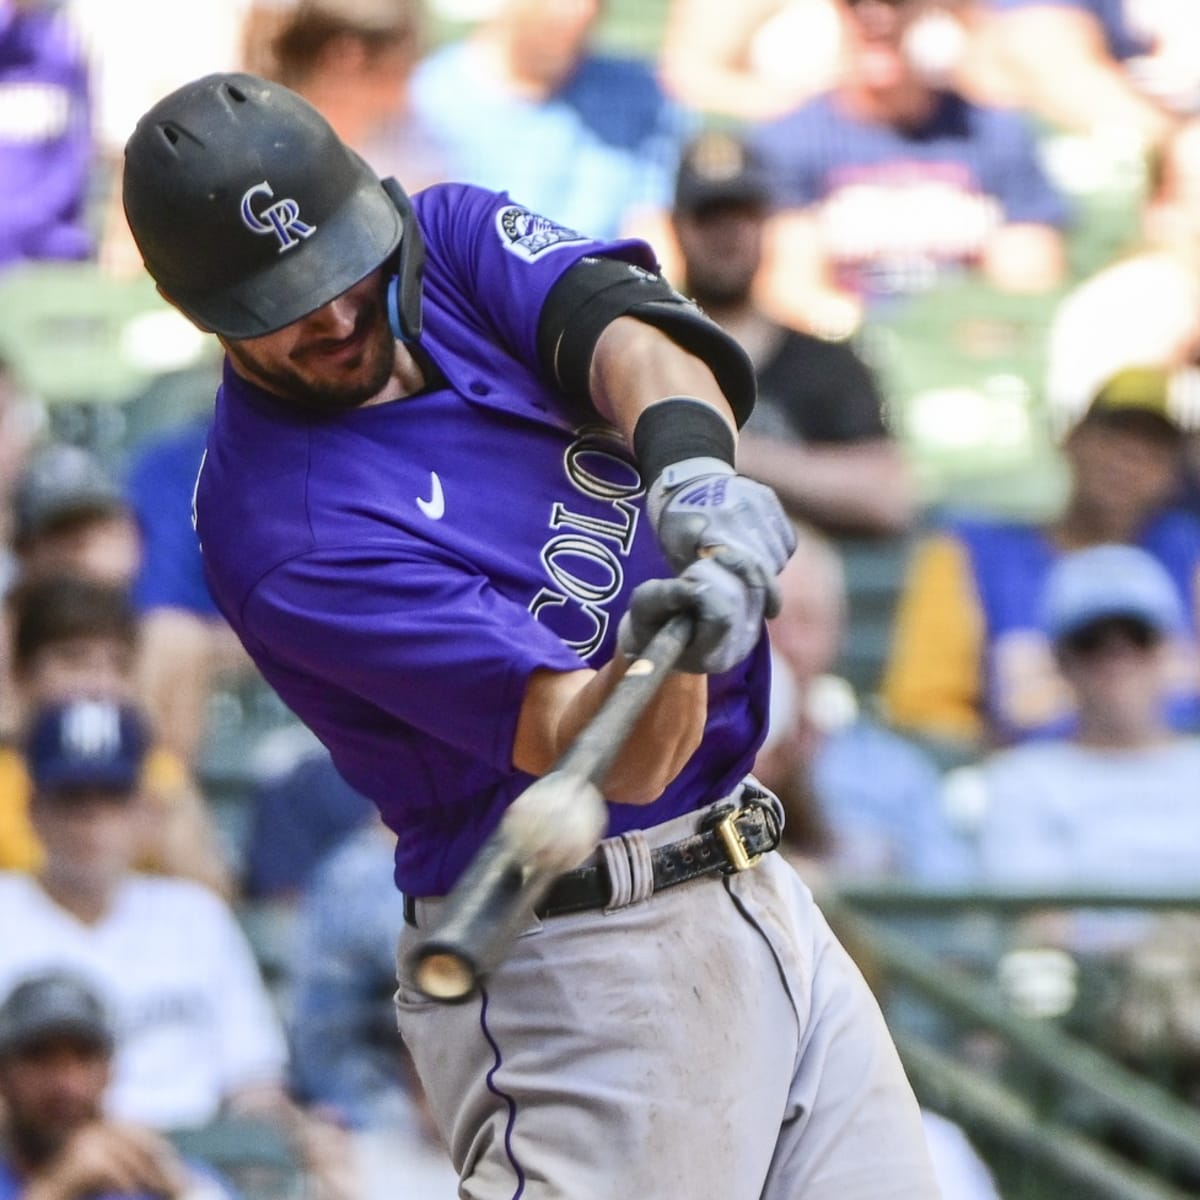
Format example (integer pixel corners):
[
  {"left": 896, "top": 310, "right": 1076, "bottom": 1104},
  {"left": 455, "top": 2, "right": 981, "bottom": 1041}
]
[{"left": 495, "top": 205, "right": 587, "bottom": 261}]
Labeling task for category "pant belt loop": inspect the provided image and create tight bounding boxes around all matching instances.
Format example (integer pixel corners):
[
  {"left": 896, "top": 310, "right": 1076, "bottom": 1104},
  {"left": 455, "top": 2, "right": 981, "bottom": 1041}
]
[
  {"left": 600, "top": 836, "right": 633, "bottom": 911},
  {"left": 601, "top": 830, "right": 653, "bottom": 913}
]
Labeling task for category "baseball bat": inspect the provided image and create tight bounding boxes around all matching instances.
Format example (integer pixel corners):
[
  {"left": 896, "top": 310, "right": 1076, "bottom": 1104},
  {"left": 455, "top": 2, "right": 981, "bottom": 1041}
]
[{"left": 405, "top": 611, "right": 696, "bottom": 1003}]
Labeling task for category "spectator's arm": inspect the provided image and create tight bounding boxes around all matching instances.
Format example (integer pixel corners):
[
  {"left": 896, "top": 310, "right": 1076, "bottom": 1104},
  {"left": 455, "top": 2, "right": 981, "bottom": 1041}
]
[
  {"left": 982, "top": 222, "right": 1066, "bottom": 293},
  {"left": 982, "top": 5, "right": 1174, "bottom": 149},
  {"left": 758, "top": 208, "right": 862, "bottom": 334},
  {"left": 880, "top": 533, "right": 985, "bottom": 745},
  {"left": 139, "top": 748, "right": 234, "bottom": 900},
  {"left": 659, "top": 0, "right": 838, "bottom": 120},
  {"left": 736, "top": 435, "right": 917, "bottom": 536},
  {"left": 137, "top": 609, "right": 218, "bottom": 768}
]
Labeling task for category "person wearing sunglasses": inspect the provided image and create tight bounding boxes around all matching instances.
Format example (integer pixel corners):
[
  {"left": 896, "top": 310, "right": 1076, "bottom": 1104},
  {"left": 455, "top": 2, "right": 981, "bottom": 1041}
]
[
  {"left": 883, "top": 365, "right": 1200, "bottom": 754},
  {"left": 967, "top": 542, "right": 1200, "bottom": 891}
]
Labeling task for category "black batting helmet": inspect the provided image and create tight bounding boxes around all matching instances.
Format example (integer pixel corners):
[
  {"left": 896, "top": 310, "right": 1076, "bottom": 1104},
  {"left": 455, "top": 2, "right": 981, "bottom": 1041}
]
[{"left": 122, "top": 73, "right": 407, "bottom": 339}]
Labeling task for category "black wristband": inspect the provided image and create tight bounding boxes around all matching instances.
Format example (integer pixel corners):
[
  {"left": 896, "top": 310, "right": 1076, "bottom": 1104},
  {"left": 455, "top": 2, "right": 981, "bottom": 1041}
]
[{"left": 632, "top": 397, "right": 736, "bottom": 485}]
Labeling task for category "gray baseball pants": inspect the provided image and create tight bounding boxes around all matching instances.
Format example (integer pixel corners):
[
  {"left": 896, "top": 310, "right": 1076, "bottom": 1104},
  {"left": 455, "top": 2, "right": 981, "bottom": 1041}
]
[{"left": 395, "top": 795, "right": 942, "bottom": 1199}]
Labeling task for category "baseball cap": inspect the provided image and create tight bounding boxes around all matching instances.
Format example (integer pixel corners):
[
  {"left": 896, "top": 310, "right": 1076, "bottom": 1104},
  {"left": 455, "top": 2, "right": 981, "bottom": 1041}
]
[
  {"left": 12, "top": 443, "right": 127, "bottom": 549},
  {"left": 1079, "top": 366, "right": 1183, "bottom": 436},
  {"left": 0, "top": 969, "right": 114, "bottom": 1055},
  {"left": 673, "top": 131, "right": 771, "bottom": 215},
  {"left": 1040, "top": 544, "right": 1186, "bottom": 645},
  {"left": 25, "top": 698, "right": 150, "bottom": 794}
]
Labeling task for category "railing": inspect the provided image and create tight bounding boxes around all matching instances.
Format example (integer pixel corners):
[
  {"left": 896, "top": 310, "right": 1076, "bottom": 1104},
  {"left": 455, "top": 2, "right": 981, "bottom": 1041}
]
[{"left": 822, "top": 887, "right": 1200, "bottom": 1199}]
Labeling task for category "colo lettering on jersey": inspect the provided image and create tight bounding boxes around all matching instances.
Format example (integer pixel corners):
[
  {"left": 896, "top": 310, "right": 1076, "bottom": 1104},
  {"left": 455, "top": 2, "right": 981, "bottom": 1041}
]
[{"left": 529, "top": 425, "right": 642, "bottom": 658}]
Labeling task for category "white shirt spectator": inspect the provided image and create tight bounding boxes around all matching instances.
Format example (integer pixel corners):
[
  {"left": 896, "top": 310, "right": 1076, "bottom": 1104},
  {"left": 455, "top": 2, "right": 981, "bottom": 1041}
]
[
  {"left": 0, "top": 871, "right": 288, "bottom": 1130},
  {"left": 974, "top": 738, "right": 1200, "bottom": 890}
]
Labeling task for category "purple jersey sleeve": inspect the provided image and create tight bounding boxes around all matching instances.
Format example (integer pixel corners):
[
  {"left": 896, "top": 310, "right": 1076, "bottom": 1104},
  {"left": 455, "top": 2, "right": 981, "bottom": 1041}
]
[
  {"left": 242, "top": 543, "right": 584, "bottom": 774},
  {"left": 411, "top": 182, "right": 657, "bottom": 386}
]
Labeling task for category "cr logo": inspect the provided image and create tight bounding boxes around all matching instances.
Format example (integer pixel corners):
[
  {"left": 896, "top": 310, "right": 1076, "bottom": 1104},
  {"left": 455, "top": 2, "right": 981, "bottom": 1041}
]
[{"left": 240, "top": 180, "right": 316, "bottom": 252}]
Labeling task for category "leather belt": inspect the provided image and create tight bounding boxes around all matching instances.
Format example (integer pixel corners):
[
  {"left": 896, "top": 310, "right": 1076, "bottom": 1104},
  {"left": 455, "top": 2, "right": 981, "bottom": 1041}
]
[{"left": 403, "top": 797, "right": 781, "bottom": 927}]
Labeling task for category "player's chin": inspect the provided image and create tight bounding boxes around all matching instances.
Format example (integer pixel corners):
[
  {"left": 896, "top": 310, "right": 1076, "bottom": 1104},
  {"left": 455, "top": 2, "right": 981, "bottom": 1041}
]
[{"left": 304, "top": 332, "right": 395, "bottom": 411}]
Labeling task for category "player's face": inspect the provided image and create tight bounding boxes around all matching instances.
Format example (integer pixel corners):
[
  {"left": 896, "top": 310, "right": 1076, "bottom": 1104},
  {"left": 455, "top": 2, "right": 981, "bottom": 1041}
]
[{"left": 222, "top": 267, "right": 397, "bottom": 415}]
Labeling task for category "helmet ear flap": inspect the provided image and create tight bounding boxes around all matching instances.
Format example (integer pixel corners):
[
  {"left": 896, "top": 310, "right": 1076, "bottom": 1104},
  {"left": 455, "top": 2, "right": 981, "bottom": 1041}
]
[{"left": 383, "top": 178, "right": 425, "bottom": 343}]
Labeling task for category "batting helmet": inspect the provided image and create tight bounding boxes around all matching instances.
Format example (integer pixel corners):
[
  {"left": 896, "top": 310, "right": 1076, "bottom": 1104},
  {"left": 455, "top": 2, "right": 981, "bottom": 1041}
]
[{"left": 122, "top": 73, "right": 411, "bottom": 340}]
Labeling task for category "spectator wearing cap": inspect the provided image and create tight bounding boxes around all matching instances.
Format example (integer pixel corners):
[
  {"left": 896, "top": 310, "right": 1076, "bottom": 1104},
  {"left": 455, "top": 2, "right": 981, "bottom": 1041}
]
[
  {"left": 0, "top": 443, "right": 141, "bottom": 742},
  {"left": 0, "top": 575, "right": 232, "bottom": 900},
  {"left": 0, "top": 969, "right": 233, "bottom": 1200},
  {"left": 0, "top": 697, "right": 290, "bottom": 1133},
  {"left": 881, "top": 365, "right": 1200, "bottom": 754},
  {"left": 952, "top": 546, "right": 1200, "bottom": 989},
  {"left": 10, "top": 444, "right": 140, "bottom": 589},
  {"left": 671, "top": 129, "right": 916, "bottom": 538}
]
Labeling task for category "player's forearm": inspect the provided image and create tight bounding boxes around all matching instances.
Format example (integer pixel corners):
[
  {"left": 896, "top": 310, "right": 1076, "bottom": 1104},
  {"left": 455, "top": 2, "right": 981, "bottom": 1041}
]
[
  {"left": 737, "top": 434, "right": 918, "bottom": 536},
  {"left": 563, "top": 656, "right": 707, "bottom": 805},
  {"left": 588, "top": 316, "right": 737, "bottom": 446},
  {"left": 515, "top": 660, "right": 706, "bottom": 805}
]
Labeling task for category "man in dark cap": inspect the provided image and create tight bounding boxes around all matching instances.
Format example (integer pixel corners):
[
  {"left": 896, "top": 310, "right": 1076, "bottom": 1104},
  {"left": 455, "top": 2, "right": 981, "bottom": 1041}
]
[
  {"left": 671, "top": 129, "right": 916, "bottom": 538},
  {"left": 0, "top": 969, "right": 200, "bottom": 1200}
]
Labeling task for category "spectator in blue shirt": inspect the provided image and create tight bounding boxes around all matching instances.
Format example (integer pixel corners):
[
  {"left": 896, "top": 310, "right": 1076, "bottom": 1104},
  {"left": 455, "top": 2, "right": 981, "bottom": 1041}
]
[
  {"left": 410, "top": 0, "right": 693, "bottom": 244},
  {"left": 752, "top": 0, "right": 1068, "bottom": 331}
]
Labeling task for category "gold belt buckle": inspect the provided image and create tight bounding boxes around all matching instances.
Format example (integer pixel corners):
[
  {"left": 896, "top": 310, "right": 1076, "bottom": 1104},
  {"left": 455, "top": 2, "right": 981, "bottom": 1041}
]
[{"left": 714, "top": 808, "right": 762, "bottom": 873}]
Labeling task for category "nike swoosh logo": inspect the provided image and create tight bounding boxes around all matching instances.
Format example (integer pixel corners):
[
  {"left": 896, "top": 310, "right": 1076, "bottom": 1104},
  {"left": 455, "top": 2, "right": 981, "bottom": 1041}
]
[{"left": 416, "top": 472, "right": 445, "bottom": 520}]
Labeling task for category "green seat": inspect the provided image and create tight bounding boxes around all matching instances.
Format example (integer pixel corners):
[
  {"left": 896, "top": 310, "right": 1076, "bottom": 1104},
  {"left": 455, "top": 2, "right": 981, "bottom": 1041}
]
[
  {"left": 865, "top": 278, "right": 1070, "bottom": 521},
  {"left": 0, "top": 261, "right": 219, "bottom": 409},
  {"left": 170, "top": 1117, "right": 308, "bottom": 1200}
]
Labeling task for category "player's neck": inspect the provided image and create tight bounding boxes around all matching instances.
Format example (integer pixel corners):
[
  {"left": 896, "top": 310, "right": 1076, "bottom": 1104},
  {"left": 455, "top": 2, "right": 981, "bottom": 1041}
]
[{"left": 361, "top": 342, "right": 428, "bottom": 406}]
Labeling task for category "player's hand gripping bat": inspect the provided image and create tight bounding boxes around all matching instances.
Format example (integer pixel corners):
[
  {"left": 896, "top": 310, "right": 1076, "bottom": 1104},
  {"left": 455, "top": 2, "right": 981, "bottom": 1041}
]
[{"left": 404, "top": 612, "right": 695, "bottom": 1003}]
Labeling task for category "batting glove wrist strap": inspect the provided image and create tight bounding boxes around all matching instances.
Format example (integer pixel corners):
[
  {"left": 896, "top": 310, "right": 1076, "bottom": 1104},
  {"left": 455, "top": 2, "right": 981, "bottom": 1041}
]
[{"left": 645, "top": 456, "right": 736, "bottom": 528}]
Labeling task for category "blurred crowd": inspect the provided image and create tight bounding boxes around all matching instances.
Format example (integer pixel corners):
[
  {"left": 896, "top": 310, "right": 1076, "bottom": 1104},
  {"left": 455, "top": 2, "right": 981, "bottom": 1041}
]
[{"left": 3, "top": 0, "right": 1200, "bottom": 1195}]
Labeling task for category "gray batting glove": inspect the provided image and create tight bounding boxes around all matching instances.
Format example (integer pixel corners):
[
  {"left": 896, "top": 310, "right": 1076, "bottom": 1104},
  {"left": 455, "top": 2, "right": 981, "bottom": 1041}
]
[
  {"left": 647, "top": 457, "right": 796, "bottom": 619},
  {"left": 618, "top": 556, "right": 767, "bottom": 674}
]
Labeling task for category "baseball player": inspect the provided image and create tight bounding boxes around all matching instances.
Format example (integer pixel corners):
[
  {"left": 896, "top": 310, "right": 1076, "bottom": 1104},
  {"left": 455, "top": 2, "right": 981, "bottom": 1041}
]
[{"left": 121, "top": 74, "right": 940, "bottom": 1199}]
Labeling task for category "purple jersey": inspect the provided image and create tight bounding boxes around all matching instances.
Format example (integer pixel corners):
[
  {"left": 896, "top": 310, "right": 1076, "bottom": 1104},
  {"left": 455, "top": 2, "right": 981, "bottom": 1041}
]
[{"left": 194, "top": 182, "right": 769, "bottom": 896}]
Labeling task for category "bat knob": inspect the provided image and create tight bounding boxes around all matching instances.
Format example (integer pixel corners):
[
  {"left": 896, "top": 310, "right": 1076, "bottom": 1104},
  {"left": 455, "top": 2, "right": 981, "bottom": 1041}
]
[{"left": 410, "top": 947, "right": 479, "bottom": 1003}]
